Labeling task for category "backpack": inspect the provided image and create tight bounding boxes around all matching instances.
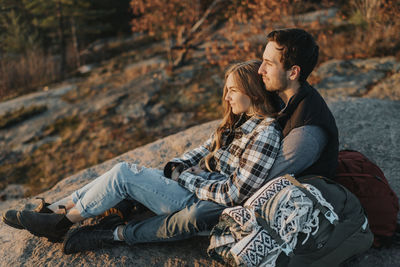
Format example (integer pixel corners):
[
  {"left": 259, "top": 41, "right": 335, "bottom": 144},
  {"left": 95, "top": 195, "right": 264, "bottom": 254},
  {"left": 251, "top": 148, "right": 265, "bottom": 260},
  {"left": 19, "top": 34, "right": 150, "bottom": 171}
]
[
  {"left": 208, "top": 174, "right": 373, "bottom": 267},
  {"left": 334, "top": 149, "right": 400, "bottom": 248}
]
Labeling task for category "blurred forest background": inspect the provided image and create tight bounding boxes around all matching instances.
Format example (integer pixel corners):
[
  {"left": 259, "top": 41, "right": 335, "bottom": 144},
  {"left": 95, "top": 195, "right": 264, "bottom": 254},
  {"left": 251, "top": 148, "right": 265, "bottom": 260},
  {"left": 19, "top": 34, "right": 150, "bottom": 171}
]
[
  {"left": 0, "top": 0, "right": 399, "bottom": 197},
  {"left": 1, "top": 0, "right": 399, "bottom": 100},
  {"left": 0, "top": 0, "right": 132, "bottom": 100}
]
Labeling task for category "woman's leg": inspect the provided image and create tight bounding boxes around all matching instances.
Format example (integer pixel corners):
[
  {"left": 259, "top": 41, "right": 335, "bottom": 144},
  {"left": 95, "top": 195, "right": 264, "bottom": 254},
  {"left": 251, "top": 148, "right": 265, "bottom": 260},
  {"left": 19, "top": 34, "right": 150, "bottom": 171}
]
[
  {"left": 67, "top": 162, "right": 197, "bottom": 221},
  {"left": 47, "top": 169, "right": 120, "bottom": 215},
  {"left": 48, "top": 196, "right": 75, "bottom": 213},
  {"left": 18, "top": 161, "right": 198, "bottom": 241}
]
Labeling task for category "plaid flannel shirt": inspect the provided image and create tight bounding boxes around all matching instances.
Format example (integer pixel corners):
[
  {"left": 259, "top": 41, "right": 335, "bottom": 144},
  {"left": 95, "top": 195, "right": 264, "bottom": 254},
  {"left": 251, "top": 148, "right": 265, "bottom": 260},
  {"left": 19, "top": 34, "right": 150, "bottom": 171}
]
[{"left": 168, "top": 115, "right": 281, "bottom": 206}]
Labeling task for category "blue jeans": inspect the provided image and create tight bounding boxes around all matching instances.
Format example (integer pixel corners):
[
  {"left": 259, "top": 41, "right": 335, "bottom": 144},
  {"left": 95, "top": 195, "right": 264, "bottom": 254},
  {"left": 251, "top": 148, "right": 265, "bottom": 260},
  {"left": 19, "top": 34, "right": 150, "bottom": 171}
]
[
  {"left": 71, "top": 162, "right": 198, "bottom": 222},
  {"left": 123, "top": 200, "right": 224, "bottom": 245},
  {"left": 71, "top": 162, "right": 225, "bottom": 245}
]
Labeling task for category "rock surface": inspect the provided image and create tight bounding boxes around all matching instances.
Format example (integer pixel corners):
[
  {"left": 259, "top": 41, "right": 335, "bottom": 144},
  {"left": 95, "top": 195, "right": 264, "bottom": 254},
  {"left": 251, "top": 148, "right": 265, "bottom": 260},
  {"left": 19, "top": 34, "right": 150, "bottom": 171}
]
[
  {"left": 314, "top": 57, "right": 400, "bottom": 99},
  {"left": 1, "top": 56, "right": 398, "bottom": 159},
  {"left": 1, "top": 96, "right": 400, "bottom": 266}
]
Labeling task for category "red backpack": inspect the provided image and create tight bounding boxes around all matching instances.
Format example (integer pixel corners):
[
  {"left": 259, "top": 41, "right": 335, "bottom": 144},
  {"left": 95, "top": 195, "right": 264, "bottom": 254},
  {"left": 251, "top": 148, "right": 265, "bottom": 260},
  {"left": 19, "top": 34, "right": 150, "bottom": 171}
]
[{"left": 334, "top": 150, "right": 399, "bottom": 248}]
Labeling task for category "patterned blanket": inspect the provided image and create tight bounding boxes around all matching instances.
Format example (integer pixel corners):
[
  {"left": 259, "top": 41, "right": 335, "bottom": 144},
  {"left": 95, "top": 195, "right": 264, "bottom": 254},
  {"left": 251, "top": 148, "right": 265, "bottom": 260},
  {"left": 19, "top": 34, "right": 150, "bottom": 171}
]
[{"left": 207, "top": 175, "right": 339, "bottom": 267}]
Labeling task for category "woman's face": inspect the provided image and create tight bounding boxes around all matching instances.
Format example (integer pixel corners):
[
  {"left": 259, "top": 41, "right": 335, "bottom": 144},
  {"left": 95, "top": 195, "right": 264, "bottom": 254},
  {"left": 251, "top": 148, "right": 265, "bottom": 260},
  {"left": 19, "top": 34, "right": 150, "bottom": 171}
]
[{"left": 224, "top": 73, "right": 251, "bottom": 115}]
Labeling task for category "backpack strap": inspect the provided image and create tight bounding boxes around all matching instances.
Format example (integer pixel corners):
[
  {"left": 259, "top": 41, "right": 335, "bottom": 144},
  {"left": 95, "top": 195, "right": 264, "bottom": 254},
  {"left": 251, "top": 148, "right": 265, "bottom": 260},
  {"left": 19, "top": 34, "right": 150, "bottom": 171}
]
[{"left": 336, "top": 173, "right": 374, "bottom": 178}]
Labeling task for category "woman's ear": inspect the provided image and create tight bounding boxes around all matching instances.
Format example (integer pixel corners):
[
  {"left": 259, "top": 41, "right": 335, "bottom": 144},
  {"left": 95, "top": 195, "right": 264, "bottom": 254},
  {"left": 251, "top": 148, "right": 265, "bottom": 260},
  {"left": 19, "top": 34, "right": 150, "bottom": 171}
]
[{"left": 288, "top": 65, "right": 301, "bottom": 81}]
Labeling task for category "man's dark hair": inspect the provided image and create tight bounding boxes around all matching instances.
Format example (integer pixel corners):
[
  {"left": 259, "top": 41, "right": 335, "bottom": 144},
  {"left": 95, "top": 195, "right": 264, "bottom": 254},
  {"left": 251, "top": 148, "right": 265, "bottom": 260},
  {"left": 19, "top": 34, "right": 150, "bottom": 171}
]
[{"left": 267, "top": 28, "right": 319, "bottom": 82}]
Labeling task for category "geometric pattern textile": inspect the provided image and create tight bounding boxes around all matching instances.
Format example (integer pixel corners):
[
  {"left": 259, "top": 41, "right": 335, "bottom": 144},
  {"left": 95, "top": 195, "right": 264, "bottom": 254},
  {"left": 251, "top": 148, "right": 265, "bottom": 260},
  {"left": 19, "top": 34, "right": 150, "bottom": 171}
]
[{"left": 208, "top": 175, "right": 339, "bottom": 267}]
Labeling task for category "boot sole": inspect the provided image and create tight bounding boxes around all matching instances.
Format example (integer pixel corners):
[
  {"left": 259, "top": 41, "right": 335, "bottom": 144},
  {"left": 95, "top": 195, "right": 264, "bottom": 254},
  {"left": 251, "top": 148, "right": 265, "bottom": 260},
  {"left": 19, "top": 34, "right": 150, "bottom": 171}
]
[
  {"left": 23, "top": 225, "right": 63, "bottom": 243},
  {"left": 2, "top": 216, "right": 24, "bottom": 229},
  {"left": 23, "top": 226, "right": 63, "bottom": 243}
]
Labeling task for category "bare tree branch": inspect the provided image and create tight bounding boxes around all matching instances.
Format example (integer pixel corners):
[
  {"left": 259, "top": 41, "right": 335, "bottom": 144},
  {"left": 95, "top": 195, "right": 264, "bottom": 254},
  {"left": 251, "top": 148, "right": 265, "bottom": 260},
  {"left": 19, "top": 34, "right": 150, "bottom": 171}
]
[{"left": 173, "top": 0, "right": 228, "bottom": 67}]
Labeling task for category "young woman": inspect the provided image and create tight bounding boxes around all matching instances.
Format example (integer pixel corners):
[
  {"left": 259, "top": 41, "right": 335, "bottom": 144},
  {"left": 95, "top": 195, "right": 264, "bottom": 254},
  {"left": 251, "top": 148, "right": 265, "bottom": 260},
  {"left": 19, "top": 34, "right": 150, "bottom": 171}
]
[{"left": 3, "top": 60, "right": 282, "bottom": 252}]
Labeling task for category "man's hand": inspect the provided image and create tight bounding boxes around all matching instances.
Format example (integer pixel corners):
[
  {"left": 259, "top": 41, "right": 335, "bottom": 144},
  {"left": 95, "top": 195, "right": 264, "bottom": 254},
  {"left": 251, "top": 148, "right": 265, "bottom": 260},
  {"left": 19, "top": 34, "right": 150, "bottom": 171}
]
[
  {"left": 171, "top": 164, "right": 184, "bottom": 181},
  {"left": 185, "top": 166, "right": 204, "bottom": 175},
  {"left": 171, "top": 165, "right": 204, "bottom": 181}
]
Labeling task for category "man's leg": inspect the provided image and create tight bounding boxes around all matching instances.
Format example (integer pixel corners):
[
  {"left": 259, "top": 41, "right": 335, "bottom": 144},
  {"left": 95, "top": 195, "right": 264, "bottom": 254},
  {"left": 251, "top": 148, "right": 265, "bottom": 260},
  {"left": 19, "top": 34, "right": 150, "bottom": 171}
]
[
  {"left": 63, "top": 192, "right": 226, "bottom": 254},
  {"left": 123, "top": 200, "right": 226, "bottom": 245}
]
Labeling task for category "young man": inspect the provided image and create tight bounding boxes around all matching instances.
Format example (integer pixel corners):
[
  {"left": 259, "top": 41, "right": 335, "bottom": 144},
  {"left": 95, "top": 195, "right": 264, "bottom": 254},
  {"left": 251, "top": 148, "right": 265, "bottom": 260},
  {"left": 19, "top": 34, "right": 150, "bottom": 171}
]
[{"left": 258, "top": 28, "right": 338, "bottom": 178}]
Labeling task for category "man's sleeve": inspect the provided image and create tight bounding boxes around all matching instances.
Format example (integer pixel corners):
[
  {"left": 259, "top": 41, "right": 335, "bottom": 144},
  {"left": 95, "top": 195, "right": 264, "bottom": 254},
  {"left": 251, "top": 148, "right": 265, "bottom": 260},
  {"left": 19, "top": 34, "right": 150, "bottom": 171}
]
[{"left": 267, "top": 125, "right": 327, "bottom": 179}]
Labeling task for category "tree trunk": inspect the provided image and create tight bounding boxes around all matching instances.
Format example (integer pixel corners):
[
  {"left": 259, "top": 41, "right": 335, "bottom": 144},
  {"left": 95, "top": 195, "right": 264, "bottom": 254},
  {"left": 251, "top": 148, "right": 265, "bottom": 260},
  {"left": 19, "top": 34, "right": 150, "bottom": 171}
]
[
  {"left": 56, "top": 0, "right": 67, "bottom": 77},
  {"left": 70, "top": 16, "right": 81, "bottom": 68}
]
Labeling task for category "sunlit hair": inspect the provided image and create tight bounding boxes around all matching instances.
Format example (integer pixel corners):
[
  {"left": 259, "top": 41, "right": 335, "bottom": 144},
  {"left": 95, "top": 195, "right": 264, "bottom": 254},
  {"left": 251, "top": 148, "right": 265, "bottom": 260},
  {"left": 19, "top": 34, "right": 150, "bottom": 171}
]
[
  {"left": 203, "top": 59, "right": 279, "bottom": 171},
  {"left": 267, "top": 28, "right": 319, "bottom": 82}
]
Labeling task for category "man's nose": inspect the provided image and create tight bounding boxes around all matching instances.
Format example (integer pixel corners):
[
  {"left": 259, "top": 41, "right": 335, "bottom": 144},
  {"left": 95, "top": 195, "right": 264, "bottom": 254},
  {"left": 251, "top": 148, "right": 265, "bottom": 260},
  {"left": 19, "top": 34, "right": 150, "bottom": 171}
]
[{"left": 258, "top": 64, "right": 264, "bottom": 74}]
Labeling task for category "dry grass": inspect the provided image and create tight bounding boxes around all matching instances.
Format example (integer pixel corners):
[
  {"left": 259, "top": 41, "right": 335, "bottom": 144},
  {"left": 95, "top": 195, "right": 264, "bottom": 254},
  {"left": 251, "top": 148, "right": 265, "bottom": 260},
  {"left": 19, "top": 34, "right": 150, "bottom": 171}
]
[
  {"left": 203, "top": 0, "right": 400, "bottom": 68},
  {"left": 316, "top": 0, "right": 400, "bottom": 61},
  {"left": 0, "top": 111, "right": 154, "bottom": 195},
  {"left": 0, "top": 61, "right": 223, "bottom": 196},
  {"left": 0, "top": 50, "right": 61, "bottom": 101}
]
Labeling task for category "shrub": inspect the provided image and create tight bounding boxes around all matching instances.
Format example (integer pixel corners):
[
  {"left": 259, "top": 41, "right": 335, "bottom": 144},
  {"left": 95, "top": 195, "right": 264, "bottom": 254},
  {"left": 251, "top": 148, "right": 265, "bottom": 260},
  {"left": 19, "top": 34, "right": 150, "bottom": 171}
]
[{"left": 131, "top": 0, "right": 400, "bottom": 68}]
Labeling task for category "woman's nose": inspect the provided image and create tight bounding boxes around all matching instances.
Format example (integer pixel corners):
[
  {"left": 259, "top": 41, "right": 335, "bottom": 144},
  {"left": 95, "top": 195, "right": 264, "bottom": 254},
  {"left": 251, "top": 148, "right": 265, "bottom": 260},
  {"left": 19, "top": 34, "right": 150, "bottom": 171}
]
[{"left": 225, "top": 92, "right": 231, "bottom": 101}]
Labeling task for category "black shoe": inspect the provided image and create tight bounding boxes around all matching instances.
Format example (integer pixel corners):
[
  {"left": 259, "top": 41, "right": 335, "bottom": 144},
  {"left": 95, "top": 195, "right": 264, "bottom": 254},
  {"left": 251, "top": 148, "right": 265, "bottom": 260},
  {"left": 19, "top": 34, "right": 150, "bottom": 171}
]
[
  {"left": 17, "top": 211, "right": 72, "bottom": 242},
  {"left": 2, "top": 198, "right": 52, "bottom": 230},
  {"left": 63, "top": 214, "right": 124, "bottom": 255}
]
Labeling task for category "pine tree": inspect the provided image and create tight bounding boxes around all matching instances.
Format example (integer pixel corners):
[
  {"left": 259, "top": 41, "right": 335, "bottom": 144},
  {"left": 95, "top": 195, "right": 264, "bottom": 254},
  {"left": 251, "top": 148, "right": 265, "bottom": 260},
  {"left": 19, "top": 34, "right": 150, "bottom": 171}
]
[
  {"left": 0, "top": 0, "right": 39, "bottom": 54},
  {"left": 0, "top": 0, "right": 130, "bottom": 69}
]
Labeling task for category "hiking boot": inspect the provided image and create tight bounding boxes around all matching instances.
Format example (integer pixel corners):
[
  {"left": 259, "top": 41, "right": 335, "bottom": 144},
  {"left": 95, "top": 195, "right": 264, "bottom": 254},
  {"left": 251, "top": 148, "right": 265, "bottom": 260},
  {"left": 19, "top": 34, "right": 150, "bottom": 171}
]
[
  {"left": 17, "top": 211, "right": 72, "bottom": 242},
  {"left": 100, "top": 199, "right": 146, "bottom": 221},
  {"left": 63, "top": 214, "right": 125, "bottom": 254},
  {"left": 2, "top": 198, "right": 52, "bottom": 230}
]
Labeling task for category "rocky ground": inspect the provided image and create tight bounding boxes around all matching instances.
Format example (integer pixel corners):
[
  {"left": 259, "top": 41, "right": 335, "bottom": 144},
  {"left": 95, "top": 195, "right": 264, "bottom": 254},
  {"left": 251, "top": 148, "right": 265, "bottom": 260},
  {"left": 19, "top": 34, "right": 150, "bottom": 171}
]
[
  {"left": 0, "top": 7, "right": 399, "bottom": 266},
  {"left": 0, "top": 37, "right": 223, "bottom": 196},
  {"left": 0, "top": 94, "right": 399, "bottom": 266}
]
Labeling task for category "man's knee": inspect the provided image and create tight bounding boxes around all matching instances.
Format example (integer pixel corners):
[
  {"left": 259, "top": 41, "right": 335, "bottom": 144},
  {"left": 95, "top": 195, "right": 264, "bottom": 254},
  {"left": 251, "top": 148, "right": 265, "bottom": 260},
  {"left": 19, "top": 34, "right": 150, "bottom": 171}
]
[{"left": 184, "top": 201, "right": 225, "bottom": 231}]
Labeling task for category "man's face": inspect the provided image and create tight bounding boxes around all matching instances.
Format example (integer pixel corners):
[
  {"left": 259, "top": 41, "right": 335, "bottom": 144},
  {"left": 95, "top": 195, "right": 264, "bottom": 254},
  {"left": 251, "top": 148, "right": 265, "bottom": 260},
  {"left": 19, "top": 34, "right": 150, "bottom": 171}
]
[{"left": 258, "top": 41, "right": 289, "bottom": 92}]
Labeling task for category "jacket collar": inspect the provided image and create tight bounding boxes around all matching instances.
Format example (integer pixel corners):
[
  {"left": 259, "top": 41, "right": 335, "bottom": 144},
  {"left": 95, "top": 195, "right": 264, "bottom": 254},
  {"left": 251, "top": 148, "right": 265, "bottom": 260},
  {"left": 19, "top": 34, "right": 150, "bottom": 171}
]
[
  {"left": 279, "top": 82, "right": 311, "bottom": 115},
  {"left": 235, "top": 114, "right": 269, "bottom": 135}
]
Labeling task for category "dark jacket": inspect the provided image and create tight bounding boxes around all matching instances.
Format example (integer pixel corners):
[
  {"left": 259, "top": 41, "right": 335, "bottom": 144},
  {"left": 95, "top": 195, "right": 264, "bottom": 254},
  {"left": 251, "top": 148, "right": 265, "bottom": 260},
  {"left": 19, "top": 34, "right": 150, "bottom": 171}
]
[{"left": 276, "top": 82, "right": 339, "bottom": 178}]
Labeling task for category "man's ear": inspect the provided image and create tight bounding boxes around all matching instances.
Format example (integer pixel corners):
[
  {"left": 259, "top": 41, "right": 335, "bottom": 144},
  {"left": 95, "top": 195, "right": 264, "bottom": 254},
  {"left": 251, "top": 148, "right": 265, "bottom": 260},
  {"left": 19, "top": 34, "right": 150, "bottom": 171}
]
[{"left": 287, "top": 65, "right": 300, "bottom": 81}]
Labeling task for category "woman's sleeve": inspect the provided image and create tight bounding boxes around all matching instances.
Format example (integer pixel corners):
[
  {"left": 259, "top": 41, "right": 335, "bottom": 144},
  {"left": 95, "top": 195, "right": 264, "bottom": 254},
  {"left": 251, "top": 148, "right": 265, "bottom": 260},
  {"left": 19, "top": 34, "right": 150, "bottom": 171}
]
[
  {"left": 177, "top": 124, "right": 281, "bottom": 206},
  {"left": 163, "top": 136, "right": 213, "bottom": 177}
]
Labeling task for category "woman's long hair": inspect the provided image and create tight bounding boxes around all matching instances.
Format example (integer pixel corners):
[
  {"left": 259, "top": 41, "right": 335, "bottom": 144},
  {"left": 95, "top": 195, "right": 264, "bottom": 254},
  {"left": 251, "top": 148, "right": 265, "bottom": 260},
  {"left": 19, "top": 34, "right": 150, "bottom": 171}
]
[{"left": 203, "top": 60, "right": 280, "bottom": 171}]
